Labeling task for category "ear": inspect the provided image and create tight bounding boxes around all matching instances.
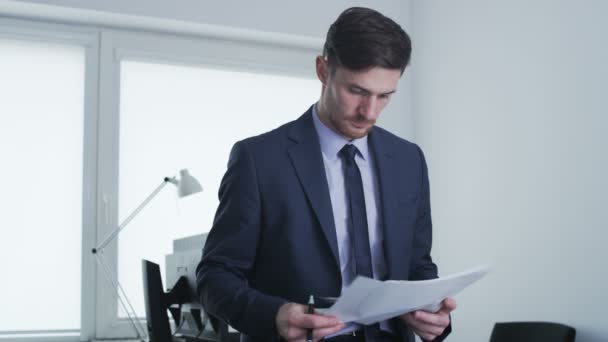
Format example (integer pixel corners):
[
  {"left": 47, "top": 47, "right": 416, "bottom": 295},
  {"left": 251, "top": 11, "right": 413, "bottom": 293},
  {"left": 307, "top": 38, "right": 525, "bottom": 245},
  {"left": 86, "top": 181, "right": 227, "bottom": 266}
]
[{"left": 315, "top": 55, "right": 328, "bottom": 84}]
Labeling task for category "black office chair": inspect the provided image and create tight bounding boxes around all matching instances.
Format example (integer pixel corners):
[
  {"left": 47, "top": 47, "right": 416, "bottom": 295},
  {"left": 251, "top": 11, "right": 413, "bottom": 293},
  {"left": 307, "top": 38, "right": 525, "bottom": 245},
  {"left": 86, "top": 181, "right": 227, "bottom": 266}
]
[
  {"left": 490, "top": 322, "right": 576, "bottom": 342},
  {"left": 143, "top": 259, "right": 239, "bottom": 342}
]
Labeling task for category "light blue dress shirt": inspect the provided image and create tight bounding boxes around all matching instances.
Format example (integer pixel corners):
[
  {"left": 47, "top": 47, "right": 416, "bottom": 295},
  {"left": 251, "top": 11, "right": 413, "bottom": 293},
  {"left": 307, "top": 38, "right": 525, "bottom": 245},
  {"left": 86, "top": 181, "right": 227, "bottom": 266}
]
[{"left": 312, "top": 104, "right": 392, "bottom": 336}]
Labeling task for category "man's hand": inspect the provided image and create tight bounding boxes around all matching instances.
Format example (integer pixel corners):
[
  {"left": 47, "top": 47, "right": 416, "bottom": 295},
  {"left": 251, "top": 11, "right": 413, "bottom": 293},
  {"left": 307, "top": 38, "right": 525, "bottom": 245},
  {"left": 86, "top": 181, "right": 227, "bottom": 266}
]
[
  {"left": 276, "top": 302, "right": 344, "bottom": 342},
  {"left": 400, "top": 298, "right": 456, "bottom": 341}
]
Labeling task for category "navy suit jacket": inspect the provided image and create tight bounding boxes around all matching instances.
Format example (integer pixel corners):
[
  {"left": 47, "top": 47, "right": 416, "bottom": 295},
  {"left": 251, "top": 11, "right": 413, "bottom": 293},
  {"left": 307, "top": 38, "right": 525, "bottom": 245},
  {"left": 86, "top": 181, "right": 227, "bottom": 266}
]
[{"left": 196, "top": 108, "right": 447, "bottom": 342}]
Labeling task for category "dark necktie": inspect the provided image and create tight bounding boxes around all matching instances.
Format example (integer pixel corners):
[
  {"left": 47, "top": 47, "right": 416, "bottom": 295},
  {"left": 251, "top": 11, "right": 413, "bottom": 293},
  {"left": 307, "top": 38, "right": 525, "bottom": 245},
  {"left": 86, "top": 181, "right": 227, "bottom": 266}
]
[{"left": 339, "top": 144, "right": 381, "bottom": 341}]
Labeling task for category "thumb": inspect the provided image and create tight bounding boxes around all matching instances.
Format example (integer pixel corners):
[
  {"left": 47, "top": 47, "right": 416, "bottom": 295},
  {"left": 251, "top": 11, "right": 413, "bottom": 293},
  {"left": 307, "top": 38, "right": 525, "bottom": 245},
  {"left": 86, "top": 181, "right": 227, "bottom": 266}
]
[{"left": 439, "top": 298, "right": 457, "bottom": 313}]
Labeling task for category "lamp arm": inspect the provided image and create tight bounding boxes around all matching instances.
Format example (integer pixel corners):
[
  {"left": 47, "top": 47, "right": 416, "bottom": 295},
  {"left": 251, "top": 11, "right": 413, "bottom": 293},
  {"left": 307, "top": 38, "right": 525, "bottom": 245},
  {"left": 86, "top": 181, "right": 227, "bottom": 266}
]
[
  {"left": 95, "top": 252, "right": 148, "bottom": 340},
  {"left": 93, "top": 177, "right": 174, "bottom": 253}
]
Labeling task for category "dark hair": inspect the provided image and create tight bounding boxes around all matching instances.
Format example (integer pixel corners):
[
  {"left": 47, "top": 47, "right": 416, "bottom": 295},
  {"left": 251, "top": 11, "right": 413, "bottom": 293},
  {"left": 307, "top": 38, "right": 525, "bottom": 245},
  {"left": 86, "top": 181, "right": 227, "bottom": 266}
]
[{"left": 323, "top": 7, "right": 411, "bottom": 74}]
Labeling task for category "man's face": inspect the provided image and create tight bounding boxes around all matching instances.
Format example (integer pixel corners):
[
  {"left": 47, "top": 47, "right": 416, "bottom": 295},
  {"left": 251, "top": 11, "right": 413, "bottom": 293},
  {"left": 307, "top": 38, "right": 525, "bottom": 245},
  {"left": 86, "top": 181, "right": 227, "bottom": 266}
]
[{"left": 316, "top": 56, "right": 401, "bottom": 140}]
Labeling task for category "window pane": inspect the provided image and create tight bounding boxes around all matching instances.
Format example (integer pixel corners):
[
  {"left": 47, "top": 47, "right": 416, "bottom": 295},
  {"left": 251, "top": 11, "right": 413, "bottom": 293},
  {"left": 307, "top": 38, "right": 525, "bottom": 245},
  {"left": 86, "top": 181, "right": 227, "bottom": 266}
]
[
  {"left": 0, "top": 39, "right": 84, "bottom": 331},
  {"left": 118, "top": 61, "right": 318, "bottom": 317}
]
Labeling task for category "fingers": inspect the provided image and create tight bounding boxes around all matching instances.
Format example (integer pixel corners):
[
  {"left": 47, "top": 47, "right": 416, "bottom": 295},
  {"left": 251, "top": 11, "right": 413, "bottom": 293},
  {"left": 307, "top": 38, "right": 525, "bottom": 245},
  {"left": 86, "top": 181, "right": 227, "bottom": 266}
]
[
  {"left": 312, "top": 323, "right": 346, "bottom": 339},
  {"left": 277, "top": 303, "right": 344, "bottom": 341},
  {"left": 284, "top": 313, "right": 343, "bottom": 340},
  {"left": 401, "top": 302, "right": 453, "bottom": 342},
  {"left": 403, "top": 312, "right": 446, "bottom": 341},
  {"left": 296, "top": 312, "right": 342, "bottom": 329},
  {"left": 414, "top": 327, "right": 444, "bottom": 341},
  {"left": 282, "top": 320, "right": 344, "bottom": 341},
  {"left": 412, "top": 310, "right": 450, "bottom": 328},
  {"left": 402, "top": 310, "right": 449, "bottom": 329}
]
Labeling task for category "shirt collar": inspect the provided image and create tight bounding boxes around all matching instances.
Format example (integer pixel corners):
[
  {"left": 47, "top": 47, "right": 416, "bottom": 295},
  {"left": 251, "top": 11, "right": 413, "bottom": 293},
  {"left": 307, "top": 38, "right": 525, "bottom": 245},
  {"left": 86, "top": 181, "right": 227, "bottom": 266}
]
[{"left": 312, "top": 103, "right": 370, "bottom": 161}]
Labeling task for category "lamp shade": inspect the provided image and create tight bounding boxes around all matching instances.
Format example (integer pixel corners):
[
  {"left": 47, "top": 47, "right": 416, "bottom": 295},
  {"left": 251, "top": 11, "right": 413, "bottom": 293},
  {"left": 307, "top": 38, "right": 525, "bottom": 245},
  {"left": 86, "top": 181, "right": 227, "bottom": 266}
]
[{"left": 177, "top": 169, "right": 203, "bottom": 198}]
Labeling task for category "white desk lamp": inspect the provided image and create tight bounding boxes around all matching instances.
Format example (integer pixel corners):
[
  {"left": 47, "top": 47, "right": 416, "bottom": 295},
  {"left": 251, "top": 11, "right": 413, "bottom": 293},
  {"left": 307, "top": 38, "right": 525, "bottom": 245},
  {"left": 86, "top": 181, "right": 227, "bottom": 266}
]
[{"left": 92, "top": 169, "right": 202, "bottom": 340}]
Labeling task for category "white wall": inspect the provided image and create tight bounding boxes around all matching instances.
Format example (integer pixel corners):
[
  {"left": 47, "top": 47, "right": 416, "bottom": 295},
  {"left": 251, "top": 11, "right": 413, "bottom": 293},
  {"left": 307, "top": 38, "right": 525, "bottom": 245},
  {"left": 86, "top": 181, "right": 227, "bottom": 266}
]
[{"left": 411, "top": 1, "right": 608, "bottom": 341}]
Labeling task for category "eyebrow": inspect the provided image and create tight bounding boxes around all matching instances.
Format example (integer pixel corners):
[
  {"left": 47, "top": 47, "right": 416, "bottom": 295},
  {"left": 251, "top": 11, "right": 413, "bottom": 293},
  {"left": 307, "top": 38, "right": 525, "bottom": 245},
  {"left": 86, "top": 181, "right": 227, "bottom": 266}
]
[{"left": 349, "top": 84, "right": 397, "bottom": 97}]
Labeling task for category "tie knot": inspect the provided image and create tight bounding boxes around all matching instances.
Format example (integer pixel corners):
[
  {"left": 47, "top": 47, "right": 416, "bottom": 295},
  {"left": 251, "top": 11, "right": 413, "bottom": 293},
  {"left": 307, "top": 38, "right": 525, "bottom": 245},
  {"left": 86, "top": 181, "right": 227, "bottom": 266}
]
[{"left": 339, "top": 144, "right": 359, "bottom": 163}]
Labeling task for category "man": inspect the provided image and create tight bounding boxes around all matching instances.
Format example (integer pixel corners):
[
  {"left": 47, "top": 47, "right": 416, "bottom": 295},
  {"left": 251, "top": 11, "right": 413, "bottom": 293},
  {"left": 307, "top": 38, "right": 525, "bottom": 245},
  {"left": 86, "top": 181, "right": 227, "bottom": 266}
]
[{"left": 197, "top": 7, "right": 455, "bottom": 342}]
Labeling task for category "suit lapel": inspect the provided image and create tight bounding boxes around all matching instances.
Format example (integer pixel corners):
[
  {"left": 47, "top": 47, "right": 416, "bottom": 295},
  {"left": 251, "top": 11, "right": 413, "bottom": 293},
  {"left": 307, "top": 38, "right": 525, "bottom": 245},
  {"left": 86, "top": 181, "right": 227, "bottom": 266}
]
[{"left": 287, "top": 110, "right": 340, "bottom": 269}]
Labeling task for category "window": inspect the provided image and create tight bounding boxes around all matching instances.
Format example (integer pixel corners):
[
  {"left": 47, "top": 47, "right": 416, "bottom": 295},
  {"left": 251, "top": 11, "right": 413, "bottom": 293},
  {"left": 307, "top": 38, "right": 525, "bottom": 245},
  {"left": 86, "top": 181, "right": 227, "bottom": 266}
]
[
  {"left": 94, "top": 29, "right": 319, "bottom": 339},
  {"left": 0, "top": 38, "right": 85, "bottom": 337},
  {"left": 0, "top": 16, "right": 319, "bottom": 341},
  {"left": 117, "top": 61, "right": 318, "bottom": 317}
]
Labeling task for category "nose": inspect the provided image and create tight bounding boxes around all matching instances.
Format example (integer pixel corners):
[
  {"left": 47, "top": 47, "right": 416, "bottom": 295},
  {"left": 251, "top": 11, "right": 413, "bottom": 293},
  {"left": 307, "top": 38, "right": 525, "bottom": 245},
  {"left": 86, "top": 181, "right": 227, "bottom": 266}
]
[{"left": 358, "top": 96, "right": 379, "bottom": 120}]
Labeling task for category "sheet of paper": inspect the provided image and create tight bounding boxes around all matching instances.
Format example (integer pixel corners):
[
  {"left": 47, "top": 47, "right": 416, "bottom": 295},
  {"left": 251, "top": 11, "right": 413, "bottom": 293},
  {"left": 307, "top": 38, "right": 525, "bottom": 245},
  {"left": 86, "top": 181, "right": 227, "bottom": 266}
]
[{"left": 319, "top": 265, "right": 489, "bottom": 325}]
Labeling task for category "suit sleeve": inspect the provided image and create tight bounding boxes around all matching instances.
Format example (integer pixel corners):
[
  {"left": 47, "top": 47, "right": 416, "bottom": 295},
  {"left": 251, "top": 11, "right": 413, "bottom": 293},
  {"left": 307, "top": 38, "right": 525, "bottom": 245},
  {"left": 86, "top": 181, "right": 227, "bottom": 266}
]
[
  {"left": 409, "top": 145, "right": 452, "bottom": 342},
  {"left": 408, "top": 145, "right": 439, "bottom": 281},
  {"left": 196, "top": 141, "right": 286, "bottom": 340}
]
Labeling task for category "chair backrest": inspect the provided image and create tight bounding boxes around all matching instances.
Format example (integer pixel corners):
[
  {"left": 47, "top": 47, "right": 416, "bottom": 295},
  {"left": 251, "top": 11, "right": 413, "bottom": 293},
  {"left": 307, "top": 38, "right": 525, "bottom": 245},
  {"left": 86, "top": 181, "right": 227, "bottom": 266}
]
[{"left": 490, "top": 322, "right": 576, "bottom": 342}]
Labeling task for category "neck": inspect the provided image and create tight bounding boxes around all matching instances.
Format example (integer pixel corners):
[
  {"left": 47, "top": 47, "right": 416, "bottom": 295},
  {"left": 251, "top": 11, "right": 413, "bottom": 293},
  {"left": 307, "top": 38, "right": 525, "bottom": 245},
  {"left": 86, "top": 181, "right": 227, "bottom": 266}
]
[{"left": 314, "top": 102, "right": 353, "bottom": 141}]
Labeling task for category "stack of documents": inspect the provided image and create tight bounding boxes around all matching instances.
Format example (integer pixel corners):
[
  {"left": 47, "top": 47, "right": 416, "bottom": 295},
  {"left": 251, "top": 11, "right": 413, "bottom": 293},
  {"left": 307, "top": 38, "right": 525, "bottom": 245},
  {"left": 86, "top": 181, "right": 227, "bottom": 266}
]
[{"left": 320, "top": 266, "right": 489, "bottom": 325}]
